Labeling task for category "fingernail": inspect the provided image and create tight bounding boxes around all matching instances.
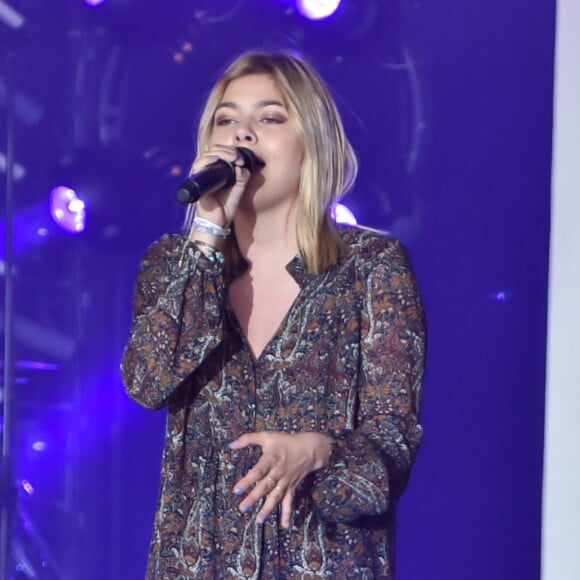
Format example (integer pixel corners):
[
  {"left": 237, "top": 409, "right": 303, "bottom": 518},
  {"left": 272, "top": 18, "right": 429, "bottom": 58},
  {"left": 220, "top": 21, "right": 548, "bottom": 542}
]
[
  {"left": 257, "top": 514, "right": 267, "bottom": 525},
  {"left": 241, "top": 503, "right": 251, "bottom": 513},
  {"left": 234, "top": 486, "right": 245, "bottom": 495}
]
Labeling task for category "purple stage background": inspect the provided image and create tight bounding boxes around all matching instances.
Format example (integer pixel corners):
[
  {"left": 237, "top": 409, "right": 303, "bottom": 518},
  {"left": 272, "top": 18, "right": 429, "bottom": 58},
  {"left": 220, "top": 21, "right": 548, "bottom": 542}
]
[{"left": 1, "top": 1, "right": 554, "bottom": 578}]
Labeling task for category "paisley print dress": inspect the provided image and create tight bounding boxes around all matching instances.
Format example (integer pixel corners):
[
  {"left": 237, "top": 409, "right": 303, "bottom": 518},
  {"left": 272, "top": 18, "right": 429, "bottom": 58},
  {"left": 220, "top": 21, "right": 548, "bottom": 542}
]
[{"left": 121, "top": 225, "right": 426, "bottom": 579}]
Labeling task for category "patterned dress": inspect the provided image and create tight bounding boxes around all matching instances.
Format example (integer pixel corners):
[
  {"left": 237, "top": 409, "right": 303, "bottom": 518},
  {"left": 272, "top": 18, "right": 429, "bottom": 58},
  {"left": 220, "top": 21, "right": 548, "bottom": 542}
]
[{"left": 121, "top": 225, "right": 426, "bottom": 579}]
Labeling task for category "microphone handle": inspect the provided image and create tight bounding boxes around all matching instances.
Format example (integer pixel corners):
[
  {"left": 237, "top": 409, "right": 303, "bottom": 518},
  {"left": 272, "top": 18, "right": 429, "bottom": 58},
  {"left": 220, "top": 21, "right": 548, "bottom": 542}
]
[{"left": 176, "top": 159, "right": 236, "bottom": 204}]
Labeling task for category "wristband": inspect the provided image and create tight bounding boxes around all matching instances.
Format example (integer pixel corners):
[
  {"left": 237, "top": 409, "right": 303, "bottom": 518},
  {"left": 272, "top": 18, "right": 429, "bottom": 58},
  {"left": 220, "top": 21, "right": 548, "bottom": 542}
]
[{"left": 192, "top": 216, "right": 231, "bottom": 238}]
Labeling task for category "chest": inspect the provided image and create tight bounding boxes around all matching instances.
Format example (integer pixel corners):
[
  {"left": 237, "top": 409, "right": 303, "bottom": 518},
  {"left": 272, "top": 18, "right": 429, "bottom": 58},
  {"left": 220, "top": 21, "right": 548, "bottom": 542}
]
[{"left": 228, "top": 268, "right": 301, "bottom": 359}]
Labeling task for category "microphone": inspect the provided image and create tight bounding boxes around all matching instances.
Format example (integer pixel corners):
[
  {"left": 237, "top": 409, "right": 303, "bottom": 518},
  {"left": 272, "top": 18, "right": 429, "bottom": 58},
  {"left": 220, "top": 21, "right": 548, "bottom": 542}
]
[{"left": 175, "top": 147, "right": 265, "bottom": 204}]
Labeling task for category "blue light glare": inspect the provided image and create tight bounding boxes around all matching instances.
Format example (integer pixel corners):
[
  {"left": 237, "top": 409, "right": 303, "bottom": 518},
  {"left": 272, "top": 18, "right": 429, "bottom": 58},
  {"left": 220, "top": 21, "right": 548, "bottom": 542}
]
[
  {"left": 84, "top": 0, "right": 106, "bottom": 6},
  {"left": 332, "top": 203, "right": 357, "bottom": 225},
  {"left": 32, "top": 441, "right": 47, "bottom": 452},
  {"left": 21, "top": 479, "right": 35, "bottom": 495},
  {"left": 49, "top": 186, "right": 86, "bottom": 234},
  {"left": 296, "top": 0, "right": 341, "bottom": 21}
]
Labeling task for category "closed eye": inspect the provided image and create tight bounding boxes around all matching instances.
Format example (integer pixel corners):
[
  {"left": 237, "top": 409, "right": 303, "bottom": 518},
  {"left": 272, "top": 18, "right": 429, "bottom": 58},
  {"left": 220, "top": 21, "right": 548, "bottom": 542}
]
[
  {"left": 215, "top": 117, "right": 236, "bottom": 127},
  {"left": 261, "top": 116, "right": 286, "bottom": 124}
]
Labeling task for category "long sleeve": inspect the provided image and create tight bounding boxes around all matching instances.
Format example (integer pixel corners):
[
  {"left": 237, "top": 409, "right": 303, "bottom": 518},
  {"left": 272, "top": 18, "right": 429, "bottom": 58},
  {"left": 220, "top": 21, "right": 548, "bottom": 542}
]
[
  {"left": 311, "top": 239, "right": 426, "bottom": 523},
  {"left": 120, "top": 234, "right": 228, "bottom": 410}
]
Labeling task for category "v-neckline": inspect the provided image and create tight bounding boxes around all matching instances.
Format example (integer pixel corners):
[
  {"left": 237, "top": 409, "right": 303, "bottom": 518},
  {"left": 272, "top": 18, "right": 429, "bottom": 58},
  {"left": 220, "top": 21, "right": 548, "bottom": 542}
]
[
  {"left": 226, "top": 290, "right": 302, "bottom": 362},
  {"left": 224, "top": 253, "right": 319, "bottom": 361}
]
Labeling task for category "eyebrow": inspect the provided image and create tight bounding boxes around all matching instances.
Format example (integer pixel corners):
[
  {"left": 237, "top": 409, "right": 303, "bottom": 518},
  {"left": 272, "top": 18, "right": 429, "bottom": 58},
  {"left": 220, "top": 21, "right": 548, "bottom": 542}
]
[{"left": 215, "top": 99, "right": 285, "bottom": 111}]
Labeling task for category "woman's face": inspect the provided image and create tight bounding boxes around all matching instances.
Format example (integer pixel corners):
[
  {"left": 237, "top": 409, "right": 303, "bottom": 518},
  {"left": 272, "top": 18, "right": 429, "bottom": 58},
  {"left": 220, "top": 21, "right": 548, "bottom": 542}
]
[{"left": 210, "top": 73, "right": 304, "bottom": 213}]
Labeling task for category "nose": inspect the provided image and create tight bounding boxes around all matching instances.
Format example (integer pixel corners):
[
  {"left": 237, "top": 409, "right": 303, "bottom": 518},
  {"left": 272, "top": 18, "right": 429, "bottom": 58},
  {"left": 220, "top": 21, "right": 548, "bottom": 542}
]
[{"left": 234, "top": 124, "right": 257, "bottom": 144}]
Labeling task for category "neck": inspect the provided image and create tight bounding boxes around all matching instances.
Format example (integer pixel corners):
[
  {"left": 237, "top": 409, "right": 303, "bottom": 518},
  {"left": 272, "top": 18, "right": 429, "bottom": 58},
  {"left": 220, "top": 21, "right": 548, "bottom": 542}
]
[{"left": 233, "top": 205, "right": 299, "bottom": 268}]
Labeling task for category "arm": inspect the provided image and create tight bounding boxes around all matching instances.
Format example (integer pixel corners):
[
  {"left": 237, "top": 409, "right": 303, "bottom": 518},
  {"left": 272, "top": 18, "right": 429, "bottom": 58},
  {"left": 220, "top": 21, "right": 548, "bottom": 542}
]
[
  {"left": 120, "top": 234, "right": 228, "bottom": 409},
  {"left": 311, "top": 238, "right": 426, "bottom": 523}
]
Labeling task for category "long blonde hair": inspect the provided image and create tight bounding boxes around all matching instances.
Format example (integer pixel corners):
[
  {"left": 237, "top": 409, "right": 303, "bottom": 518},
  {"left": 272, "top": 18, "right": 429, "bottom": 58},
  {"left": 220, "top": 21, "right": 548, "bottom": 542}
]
[{"left": 187, "top": 51, "right": 358, "bottom": 274}]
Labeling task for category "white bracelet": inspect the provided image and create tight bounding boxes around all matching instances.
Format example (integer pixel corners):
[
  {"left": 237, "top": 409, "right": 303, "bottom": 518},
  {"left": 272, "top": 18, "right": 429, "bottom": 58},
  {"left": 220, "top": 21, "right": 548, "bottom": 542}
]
[
  {"left": 193, "top": 240, "right": 224, "bottom": 263},
  {"left": 192, "top": 216, "right": 231, "bottom": 238}
]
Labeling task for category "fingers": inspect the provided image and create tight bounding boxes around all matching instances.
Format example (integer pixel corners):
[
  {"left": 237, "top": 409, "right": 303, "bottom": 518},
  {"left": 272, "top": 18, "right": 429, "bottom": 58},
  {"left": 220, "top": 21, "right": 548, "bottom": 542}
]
[
  {"left": 231, "top": 431, "right": 331, "bottom": 527},
  {"left": 229, "top": 432, "right": 268, "bottom": 450},
  {"left": 191, "top": 145, "right": 252, "bottom": 226},
  {"left": 230, "top": 432, "right": 276, "bottom": 496},
  {"left": 280, "top": 488, "right": 295, "bottom": 529},
  {"left": 256, "top": 480, "right": 296, "bottom": 529},
  {"left": 232, "top": 432, "right": 307, "bottom": 527},
  {"left": 232, "top": 453, "right": 273, "bottom": 497},
  {"left": 245, "top": 475, "right": 283, "bottom": 519},
  {"left": 190, "top": 145, "right": 240, "bottom": 174},
  {"left": 231, "top": 438, "right": 285, "bottom": 523},
  {"left": 236, "top": 472, "right": 295, "bottom": 528},
  {"left": 256, "top": 483, "right": 294, "bottom": 527}
]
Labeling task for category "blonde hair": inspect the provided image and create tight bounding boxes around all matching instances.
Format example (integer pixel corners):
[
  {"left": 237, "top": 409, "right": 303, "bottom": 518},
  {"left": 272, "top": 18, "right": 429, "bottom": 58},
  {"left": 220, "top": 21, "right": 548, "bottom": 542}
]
[{"left": 186, "top": 51, "right": 358, "bottom": 274}]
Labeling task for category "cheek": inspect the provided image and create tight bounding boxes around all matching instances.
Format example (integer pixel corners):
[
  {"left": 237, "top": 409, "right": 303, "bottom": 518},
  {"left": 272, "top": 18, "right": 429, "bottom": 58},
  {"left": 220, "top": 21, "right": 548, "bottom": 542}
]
[
  {"left": 279, "top": 137, "right": 303, "bottom": 165},
  {"left": 291, "top": 145, "right": 305, "bottom": 176},
  {"left": 210, "top": 126, "right": 235, "bottom": 145}
]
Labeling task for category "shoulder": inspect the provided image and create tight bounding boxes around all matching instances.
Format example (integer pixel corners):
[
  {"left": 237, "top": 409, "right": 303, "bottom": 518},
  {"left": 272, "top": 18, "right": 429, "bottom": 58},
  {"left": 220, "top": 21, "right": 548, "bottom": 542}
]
[
  {"left": 337, "top": 225, "right": 423, "bottom": 307},
  {"left": 337, "top": 224, "right": 408, "bottom": 270}
]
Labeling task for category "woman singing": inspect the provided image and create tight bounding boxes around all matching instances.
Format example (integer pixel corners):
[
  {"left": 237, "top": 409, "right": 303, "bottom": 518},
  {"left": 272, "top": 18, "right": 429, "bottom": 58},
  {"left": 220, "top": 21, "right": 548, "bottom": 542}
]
[{"left": 121, "top": 50, "right": 426, "bottom": 579}]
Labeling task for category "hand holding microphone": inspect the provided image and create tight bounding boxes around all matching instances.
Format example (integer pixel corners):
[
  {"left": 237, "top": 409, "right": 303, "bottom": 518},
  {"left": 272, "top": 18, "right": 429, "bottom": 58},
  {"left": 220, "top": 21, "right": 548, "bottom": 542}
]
[
  {"left": 176, "top": 146, "right": 265, "bottom": 204},
  {"left": 180, "top": 145, "right": 265, "bottom": 246}
]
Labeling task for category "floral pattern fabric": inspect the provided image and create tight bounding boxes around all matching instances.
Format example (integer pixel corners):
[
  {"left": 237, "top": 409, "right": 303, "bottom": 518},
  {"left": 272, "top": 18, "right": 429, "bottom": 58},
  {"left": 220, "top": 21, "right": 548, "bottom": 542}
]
[{"left": 121, "top": 225, "right": 426, "bottom": 579}]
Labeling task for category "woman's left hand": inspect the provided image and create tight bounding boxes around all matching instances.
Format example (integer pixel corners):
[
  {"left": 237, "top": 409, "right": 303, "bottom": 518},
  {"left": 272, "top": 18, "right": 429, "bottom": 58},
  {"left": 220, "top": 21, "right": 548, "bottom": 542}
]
[{"left": 229, "top": 431, "right": 332, "bottom": 528}]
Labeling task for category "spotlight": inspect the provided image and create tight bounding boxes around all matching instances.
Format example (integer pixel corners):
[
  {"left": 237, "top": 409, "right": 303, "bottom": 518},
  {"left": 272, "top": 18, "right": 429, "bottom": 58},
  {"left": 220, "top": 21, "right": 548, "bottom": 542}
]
[
  {"left": 296, "top": 0, "right": 341, "bottom": 21},
  {"left": 84, "top": 0, "right": 106, "bottom": 6},
  {"left": 20, "top": 479, "right": 35, "bottom": 495},
  {"left": 491, "top": 291, "right": 509, "bottom": 302},
  {"left": 333, "top": 203, "right": 357, "bottom": 225},
  {"left": 49, "top": 186, "right": 86, "bottom": 235},
  {"left": 0, "top": 0, "right": 25, "bottom": 30}
]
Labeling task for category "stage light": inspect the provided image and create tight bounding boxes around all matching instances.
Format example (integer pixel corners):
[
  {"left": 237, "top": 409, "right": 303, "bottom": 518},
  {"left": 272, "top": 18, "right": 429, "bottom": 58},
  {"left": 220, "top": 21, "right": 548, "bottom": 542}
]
[
  {"left": 84, "top": 0, "right": 106, "bottom": 6},
  {"left": 333, "top": 203, "right": 357, "bottom": 225},
  {"left": 49, "top": 186, "right": 86, "bottom": 234},
  {"left": 296, "top": 0, "right": 341, "bottom": 21},
  {"left": 491, "top": 291, "right": 508, "bottom": 302},
  {"left": 0, "top": 0, "right": 25, "bottom": 29},
  {"left": 21, "top": 479, "right": 35, "bottom": 495}
]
